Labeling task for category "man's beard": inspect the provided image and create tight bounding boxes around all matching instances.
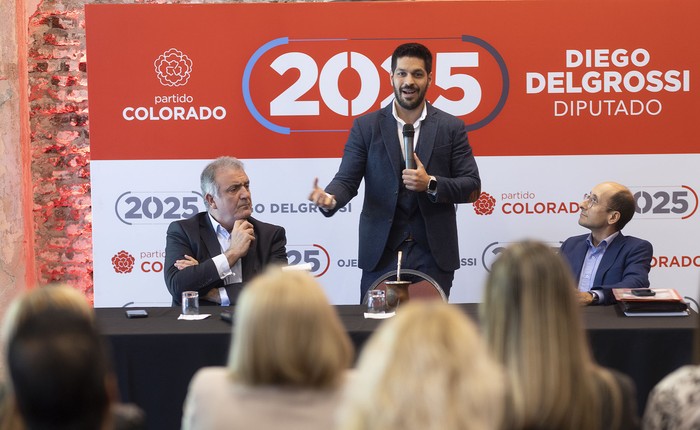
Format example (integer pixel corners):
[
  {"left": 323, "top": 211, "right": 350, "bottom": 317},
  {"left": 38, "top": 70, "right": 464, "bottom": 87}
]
[{"left": 394, "top": 85, "right": 426, "bottom": 111}]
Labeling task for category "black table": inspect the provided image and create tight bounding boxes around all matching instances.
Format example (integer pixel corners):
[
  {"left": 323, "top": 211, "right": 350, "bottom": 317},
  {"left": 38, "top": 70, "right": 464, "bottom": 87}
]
[{"left": 96, "top": 305, "right": 697, "bottom": 430}]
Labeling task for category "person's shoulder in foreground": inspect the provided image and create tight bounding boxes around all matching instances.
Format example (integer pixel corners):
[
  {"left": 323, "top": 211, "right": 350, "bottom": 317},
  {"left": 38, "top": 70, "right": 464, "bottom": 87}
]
[
  {"left": 181, "top": 268, "right": 352, "bottom": 430},
  {"left": 183, "top": 367, "right": 348, "bottom": 430}
]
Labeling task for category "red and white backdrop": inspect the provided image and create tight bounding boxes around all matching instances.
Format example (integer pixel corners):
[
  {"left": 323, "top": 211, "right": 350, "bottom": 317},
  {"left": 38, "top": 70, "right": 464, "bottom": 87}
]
[{"left": 86, "top": 0, "right": 699, "bottom": 307}]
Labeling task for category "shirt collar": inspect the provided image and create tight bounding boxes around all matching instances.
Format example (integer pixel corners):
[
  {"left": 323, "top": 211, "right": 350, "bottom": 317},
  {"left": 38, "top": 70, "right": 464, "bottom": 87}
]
[
  {"left": 586, "top": 231, "right": 620, "bottom": 249},
  {"left": 208, "top": 212, "right": 230, "bottom": 238},
  {"left": 391, "top": 100, "right": 428, "bottom": 129}
]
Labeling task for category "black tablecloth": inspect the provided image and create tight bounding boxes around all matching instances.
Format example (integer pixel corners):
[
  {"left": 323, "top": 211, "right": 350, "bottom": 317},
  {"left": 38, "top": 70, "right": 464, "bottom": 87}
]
[{"left": 96, "top": 304, "right": 697, "bottom": 430}]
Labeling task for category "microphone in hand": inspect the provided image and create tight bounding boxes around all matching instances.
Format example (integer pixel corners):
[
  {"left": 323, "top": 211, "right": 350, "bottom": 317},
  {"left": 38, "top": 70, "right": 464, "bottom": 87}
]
[{"left": 403, "top": 124, "right": 415, "bottom": 170}]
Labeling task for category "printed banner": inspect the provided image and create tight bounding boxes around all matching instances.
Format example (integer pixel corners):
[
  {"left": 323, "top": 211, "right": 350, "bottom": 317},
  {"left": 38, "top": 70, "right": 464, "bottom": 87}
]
[{"left": 86, "top": 1, "right": 700, "bottom": 307}]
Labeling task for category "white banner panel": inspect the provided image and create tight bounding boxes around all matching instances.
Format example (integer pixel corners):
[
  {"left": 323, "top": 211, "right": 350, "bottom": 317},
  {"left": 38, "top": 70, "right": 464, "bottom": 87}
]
[{"left": 92, "top": 155, "right": 700, "bottom": 306}]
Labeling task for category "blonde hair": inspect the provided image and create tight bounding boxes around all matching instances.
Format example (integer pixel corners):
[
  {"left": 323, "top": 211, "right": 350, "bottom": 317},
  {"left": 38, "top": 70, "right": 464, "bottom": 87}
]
[
  {"left": 338, "top": 301, "right": 505, "bottom": 430},
  {"left": 481, "top": 240, "right": 622, "bottom": 430},
  {"left": 228, "top": 268, "right": 352, "bottom": 388}
]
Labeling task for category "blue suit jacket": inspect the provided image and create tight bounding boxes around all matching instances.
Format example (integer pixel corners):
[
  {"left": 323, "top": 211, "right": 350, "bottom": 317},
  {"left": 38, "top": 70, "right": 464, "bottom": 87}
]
[
  {"left": 559, "top": 232, "right": 653, "bottom": 305},
  {"left": 164, "top": 212, "right": 288, "bottom": 305},
  {"left": 323, "top": 103, "right": 481, "bottom": 272}
]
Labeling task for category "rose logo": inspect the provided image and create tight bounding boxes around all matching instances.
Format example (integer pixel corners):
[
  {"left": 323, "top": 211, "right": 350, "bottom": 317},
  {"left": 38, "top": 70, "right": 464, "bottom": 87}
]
[
  {"left": 154, "top": 48, "right": 193, "bottom": 87},
  {"left": 112, "top": 250, "right": 136, "bottom": 274},
  {"left": 473, "top": 192, "right": 497, "bottom": 216}
]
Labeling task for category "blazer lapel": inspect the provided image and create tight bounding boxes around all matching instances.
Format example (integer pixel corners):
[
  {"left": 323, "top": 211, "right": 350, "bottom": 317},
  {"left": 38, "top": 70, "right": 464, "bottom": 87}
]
[
  {"left": 569, "top": 237, "right": 589, "bottom": 281},
  {"left": 594, "top": 233, "right": 626, "bottom": 286},
  {"left": 380, "top": 104, "right": 406, "bottom": 178},
  {"left": 241, "top": 217, "right": 262, "bottom": 282},
  {"left": 199, "top": 214, "right": 223, "bottom": 259},
  {"left": 416, "top": 103, "right": 438, "bottom": 168}
]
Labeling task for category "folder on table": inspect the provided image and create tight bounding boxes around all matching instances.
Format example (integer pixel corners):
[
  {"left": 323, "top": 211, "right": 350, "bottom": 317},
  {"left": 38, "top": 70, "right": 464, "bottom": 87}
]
[{"left": 613, "top": 288, "right": 689, "bottom": 316}]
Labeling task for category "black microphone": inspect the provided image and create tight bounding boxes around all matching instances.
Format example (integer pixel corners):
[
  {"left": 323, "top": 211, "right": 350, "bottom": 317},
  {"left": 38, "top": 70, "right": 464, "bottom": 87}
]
[{"left": 403, "top": 124, "right": 415, "bottom": 170}]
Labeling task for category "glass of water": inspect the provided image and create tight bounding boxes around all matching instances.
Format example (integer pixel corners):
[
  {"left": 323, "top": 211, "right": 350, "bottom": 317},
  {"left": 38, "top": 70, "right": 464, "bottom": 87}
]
[
  {"left": 367, "top": 290, "right": 386, "bottom": 313},
  {"left": 182, "top": 291, "right": 199, "bottom": 315}
]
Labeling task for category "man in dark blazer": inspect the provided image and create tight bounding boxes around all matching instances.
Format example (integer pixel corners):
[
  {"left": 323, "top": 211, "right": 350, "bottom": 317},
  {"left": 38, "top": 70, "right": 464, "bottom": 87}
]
[
  {"left": 165, "top": 157, "right": 288, "bottom": 306},
  {"left": 309, "top": 43, "right": 481, "bottom": 302},
  {"left": 560, "top": 181, "right": 653, "bottom": 305}
]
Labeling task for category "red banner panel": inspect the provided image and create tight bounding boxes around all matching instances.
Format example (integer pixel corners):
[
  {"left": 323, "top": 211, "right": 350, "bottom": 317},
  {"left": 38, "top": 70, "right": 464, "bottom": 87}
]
[{"left": 86, "top": 1, "right": 699, "bottom": 160}]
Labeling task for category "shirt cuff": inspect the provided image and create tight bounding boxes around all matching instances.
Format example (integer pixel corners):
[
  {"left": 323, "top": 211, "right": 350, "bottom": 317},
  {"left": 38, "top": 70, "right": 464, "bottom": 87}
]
[
  {"left": 219, "top": 288, "right": 231, "bottom": 306},
  {"left": 212, "top": 253, "right": 232, "bottom": 279},
  {"left": 318, "top": 198, "right": 337, "bottom": 213}
]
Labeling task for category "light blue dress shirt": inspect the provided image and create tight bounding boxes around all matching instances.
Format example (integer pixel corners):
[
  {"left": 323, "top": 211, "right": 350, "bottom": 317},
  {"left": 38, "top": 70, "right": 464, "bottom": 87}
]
[{"left": 578, "top": 231, "right": 620, "bottom": 301}]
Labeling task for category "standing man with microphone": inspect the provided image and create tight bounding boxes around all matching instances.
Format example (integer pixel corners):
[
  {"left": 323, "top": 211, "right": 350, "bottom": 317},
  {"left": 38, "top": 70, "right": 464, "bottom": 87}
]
[{"left": 309, "top": 42, "right": 481, "bottom": 302}]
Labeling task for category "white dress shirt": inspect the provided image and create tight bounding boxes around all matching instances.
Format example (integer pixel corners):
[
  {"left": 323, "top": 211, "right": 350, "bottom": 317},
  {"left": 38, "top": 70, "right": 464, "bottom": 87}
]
[{"left": 208, "top": 213, "right": 243, "bottom": 306}]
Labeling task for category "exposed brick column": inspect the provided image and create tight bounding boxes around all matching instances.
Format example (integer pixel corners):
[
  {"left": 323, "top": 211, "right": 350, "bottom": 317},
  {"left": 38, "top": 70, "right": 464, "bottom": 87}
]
[{"left": 27, "top": 5, "right": 92, "bottom": 299}]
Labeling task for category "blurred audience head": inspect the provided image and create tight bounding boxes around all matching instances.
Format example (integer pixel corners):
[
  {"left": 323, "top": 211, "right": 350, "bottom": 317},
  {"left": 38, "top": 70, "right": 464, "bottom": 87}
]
[
  {"left": 1, "top": 284, "right": 92, "bottom": 350},
  {"left": 5, "top": 286, "right": 111, "bottom": 430},
  {"left": 481, "top": 241, "right": 586, "bottom": 362},
  {"left": 481, "top": 240, "right": 621, "bottom": 429},
  {"left": 228, "top": 268, "right": 353, "bottom": 389},
  {"left": 338, "top": 301, "right": 505, "bottom": 430}
]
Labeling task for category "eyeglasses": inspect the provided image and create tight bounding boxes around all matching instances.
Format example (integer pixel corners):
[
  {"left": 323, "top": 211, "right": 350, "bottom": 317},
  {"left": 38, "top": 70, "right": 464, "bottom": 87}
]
[
  {"left": 582, "top": 193, "right": 615, "bottom": 211},
  {"left": 582, "top": 193, "right": 599, "bottom": 206}
]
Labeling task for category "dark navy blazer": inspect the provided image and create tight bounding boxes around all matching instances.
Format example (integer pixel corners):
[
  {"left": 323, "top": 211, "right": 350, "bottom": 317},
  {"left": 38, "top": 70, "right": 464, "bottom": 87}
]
[
  {"left": 323, "top": 103, "right": 481, "bottom": 272},
  {"left": 164, "top": 213, "right": 287, "bottom": 305},
  {"left": 560, "top": 232, "right": 653, "bottom": 305}
]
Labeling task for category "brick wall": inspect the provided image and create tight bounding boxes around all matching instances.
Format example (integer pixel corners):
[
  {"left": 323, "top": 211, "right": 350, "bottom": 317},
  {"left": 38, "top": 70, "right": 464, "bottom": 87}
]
[{"left": 28, "top": 5, "right": 93, "bottom": 298}]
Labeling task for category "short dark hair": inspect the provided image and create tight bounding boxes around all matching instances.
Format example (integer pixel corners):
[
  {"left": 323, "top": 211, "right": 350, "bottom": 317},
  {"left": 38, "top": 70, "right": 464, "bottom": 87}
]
[
  {"left": 8, "top": 309, "right": 111, "bottom": 430},
  {"left": 391, "top": 43, "right": 433, "bottom": 74},
  {"left": 608, "top": 189, "right": 636, "bottom": 230}
]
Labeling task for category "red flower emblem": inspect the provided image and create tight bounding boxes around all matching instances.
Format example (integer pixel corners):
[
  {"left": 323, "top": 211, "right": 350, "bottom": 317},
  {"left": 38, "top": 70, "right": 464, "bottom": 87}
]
[
  {"left": 111, "top": 250, "right": 135, "bottom": 274},
  {"left": 473, "top": 192, "right": 497, "bottom": 216},
  {"left": 154, "top": 48, "right": 193, "bottom": 87}
]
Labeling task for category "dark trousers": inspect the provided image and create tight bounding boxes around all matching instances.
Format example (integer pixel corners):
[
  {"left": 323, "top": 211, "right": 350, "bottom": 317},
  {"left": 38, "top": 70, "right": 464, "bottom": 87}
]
[{"left": 359, "top": 240, "right": 454, "bottom": 303}]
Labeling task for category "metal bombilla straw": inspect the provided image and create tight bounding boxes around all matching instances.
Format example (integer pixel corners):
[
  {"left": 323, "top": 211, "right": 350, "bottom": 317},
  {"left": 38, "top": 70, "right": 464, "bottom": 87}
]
[
  {"left": 396, "top": 250, "right": 402, "bottom": 282},
  {"left": 384, "top": 250, "right": 410, "bottom": 309}
]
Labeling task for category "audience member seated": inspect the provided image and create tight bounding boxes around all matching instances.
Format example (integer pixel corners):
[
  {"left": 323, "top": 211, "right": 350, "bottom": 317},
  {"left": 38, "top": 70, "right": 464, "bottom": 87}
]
[
  {"left": 181, "top": 268, "right": 353, "bottom": 430},
  {"left": 642, "top": 303, "right": 700, "bottom": 429},
  {"left": 481, "top": 241, "right": 640, "bottom": 430},
  {"left": 337, "top": 301, "right": 505, "bottom": 430},
  {"left": 0, "top": 285, "right": 144, "bottom": 430}
]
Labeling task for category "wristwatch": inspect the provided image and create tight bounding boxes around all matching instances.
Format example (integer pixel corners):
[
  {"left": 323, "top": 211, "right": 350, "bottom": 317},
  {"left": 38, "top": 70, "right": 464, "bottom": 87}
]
[
  {"left": 589, "top": 291, "right": 599, "bottom": 305},
  {"left": 427, "top": 176, "right": 437, "bottom": 195}
]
